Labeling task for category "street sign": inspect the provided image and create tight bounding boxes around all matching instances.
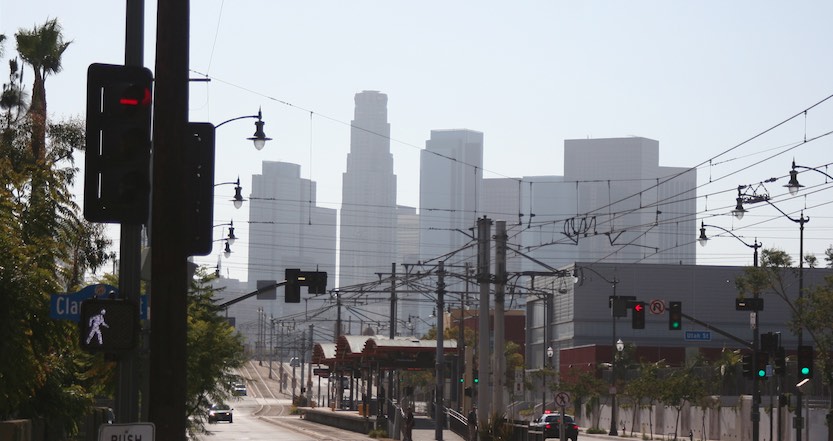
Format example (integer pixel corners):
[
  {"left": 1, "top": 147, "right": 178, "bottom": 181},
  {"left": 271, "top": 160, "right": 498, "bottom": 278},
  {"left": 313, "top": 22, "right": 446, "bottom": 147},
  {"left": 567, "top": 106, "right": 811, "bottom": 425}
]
[
  {"left": 736, "top": 297, "right": 764, "bottom": 311},
  {"left": 649, "top": 299, "right": 665, "bottom": 315},
  {"left": 51, "top": 284, "right": 147, "bottom": 321},
  {"left": 99, "top": 422, "right": 154, "bottom": 441},
  {"left": 684, "top": 331, "right": 712, "bottom": 341},
  {"left": 554, "top": 391, "right": 571, "bottom": 408}
]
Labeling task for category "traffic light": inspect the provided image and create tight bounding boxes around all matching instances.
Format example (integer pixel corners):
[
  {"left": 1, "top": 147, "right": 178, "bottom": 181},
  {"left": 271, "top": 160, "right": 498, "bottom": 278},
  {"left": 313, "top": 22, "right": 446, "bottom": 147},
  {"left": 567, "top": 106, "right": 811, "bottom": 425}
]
[
  {"left": 631, "top": 301, "right": 645, "bottom": 329},
  {"left": 79, "top": 298, "right": 139, "bottom": 353},
  {"left": 668, "top": 301, "right": 682, "bottom": 330},
  {"left": 760, "top": 332, "right": 778, "bottom": 353},
  {"left": 184, "top": 122, "right": 216, "bottom": 256},
  {"left": 285, "top": 268, "right": 301, "bottom": 303},
  {"left": 84, "top": 63, "right": 153, "bottom": 224},
  {"left": 742, "top": 354, "right": 753, "bottom": 378},
  {"left": 285, "top": 269, "right": 328, "bottom": 302},
  {"left": 306, "top": 271, "right": 328, "bottom": 294},
  {"left": 774, "top": 347, "right": 786, "bottom": 376},
  {"left": 797, "top": 345, "right": 814, "bottom": 379},
  {"left": 756, "top": 352, "right": 769, "bottom": 380},
  {"left": 473, "top": 369, "right": 479, "bottom": 384}
]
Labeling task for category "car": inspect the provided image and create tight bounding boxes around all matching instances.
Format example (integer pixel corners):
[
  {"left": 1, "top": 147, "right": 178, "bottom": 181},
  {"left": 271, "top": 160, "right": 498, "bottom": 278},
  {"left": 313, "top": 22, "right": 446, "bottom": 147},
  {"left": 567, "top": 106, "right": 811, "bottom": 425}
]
[
  {"left": 208, "top": 404, "right": 233, "bottom": 423},
  {"left": 233, "top": 382, "right": 247, "bottom": 396},
  {"left": 530, "top": 412, "right": 579, "bottom": 441}
]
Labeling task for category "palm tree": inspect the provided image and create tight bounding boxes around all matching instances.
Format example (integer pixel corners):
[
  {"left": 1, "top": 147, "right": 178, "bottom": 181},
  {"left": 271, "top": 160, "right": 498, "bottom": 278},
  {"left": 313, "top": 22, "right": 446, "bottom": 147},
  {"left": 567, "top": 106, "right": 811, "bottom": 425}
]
[{"left": 15, "top": 18, "right": 71, "bottom": 163}]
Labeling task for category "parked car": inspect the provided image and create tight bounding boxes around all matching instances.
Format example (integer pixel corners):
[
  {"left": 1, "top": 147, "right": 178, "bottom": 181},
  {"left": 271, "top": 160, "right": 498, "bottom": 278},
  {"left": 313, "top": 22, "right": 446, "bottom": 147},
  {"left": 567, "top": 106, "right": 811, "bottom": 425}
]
[
  {"left": 208, "top": 403, "right": 233, "bottom": 423},
  {"left": 233, "top": 382, "right": 247, "bottom": 396},
  {"left": 530, "top": 412, "right": 578, "bottom": 441}
]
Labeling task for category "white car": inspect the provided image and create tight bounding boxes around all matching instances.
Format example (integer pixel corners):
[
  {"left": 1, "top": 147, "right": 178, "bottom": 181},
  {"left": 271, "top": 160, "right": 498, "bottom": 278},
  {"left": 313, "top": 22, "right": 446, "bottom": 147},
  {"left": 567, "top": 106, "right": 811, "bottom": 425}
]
[{"left": 233, "top": 383, "right": 247, "bottom": 396}]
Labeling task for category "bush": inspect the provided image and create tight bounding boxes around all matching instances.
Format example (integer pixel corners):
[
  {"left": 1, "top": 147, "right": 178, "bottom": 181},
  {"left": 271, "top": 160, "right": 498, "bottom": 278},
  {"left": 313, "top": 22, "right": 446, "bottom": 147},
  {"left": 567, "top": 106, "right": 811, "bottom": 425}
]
[{"left": 367, "top": 428, "right": 389, "bottom": 438}]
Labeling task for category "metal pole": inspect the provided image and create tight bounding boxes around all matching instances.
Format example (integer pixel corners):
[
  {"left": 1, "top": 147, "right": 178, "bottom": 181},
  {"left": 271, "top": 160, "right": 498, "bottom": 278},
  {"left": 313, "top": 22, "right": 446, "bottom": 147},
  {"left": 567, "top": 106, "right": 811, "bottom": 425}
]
[
  {"left": 435, "top": 261, "right": 446, "bottom": 441},
  {"left": 493, "top": 221, "right": 506, "bottom": 413},
  {"left": 795, "top": 215, "right": 806, "bottom": 441},
  {"left": 542, "top": 276, "right": 548, "bottom": 418},
  {"left": 609, "top": 280, "right": 619, "bottom": 437},
  {"left": 117, "top": 0, "right": 144, "bottom": 424},
  {"left": 149, "top": 0, "right": 190, "bottom": 437},
  {"left": 752, "top": 247, "right": 760, "bottom": 441},
  {"left": 269, "top": 319, "right": 274, "bottom": 379},
  {"left": 477, "top": 217, "right": 492, "bottom": 424}
]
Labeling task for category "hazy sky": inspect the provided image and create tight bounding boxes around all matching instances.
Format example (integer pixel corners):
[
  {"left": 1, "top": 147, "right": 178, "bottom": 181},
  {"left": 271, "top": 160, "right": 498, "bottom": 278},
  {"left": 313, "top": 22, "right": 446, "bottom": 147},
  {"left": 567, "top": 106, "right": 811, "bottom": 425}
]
[{"left": 3, "top": 1, "right": 833, "bottom": 282}]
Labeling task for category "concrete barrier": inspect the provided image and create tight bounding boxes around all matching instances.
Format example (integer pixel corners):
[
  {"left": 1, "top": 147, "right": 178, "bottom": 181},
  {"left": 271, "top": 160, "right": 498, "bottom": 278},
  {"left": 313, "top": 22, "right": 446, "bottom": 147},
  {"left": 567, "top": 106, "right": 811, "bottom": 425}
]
[{"left": 302, "top": 408, "right": 375, "bottom": 434}]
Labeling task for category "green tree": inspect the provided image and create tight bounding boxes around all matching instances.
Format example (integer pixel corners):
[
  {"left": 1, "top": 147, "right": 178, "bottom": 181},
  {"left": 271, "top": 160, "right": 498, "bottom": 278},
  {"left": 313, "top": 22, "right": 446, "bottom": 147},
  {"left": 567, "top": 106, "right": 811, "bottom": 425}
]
[
  {"left": 15, "top": 18, "right": 70, "bottom": 163},
  {"left": 623, "top": 360, "right": 666, "bottom": 439},
  {"left": 795, "top": 275, "right": 833, "bottom": 437},
  {"left": 185, "top": 269, "right": 247, "bottom": 438},
  {"left": 559, "top": 367, "right": 606, "bottom": 428},
  {"left": 658, "top": 366, "right": 705, "bottom": 440}
]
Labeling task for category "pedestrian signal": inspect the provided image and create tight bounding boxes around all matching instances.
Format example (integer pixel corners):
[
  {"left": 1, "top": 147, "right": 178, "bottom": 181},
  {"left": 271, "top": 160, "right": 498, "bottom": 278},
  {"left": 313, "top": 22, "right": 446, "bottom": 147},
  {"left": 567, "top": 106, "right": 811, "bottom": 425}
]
[{"left": 78, "top": 298, "right": 139, "bottom": 353}]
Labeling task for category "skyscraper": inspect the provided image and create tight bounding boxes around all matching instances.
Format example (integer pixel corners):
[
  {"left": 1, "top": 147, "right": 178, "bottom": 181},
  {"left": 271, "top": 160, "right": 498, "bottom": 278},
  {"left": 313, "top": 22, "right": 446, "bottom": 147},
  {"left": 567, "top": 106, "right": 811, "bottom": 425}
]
[
  {"left": 339, "top": 91, "right": 398, "bottom": 289},
  {"left": 418, "top": 129, "right": 483, "bottom": 263}
]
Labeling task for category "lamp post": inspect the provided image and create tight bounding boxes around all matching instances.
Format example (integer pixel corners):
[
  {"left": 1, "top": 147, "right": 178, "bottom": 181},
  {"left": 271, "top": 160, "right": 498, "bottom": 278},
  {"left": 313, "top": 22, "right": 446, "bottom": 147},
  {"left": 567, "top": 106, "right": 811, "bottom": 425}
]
[
  {"left": 733, "top": 183, "right": 810, "bottom": 441},
  {"left": 214, "top": 177, "right": 245, "bottom": 209},
  {"left": 699, "top": 222, "right": 762, "bottom": 441},
  {"left": 575, "top": 265, "right": 620, "bottom": 435},
  {"left": 782, "top": 160, "right": 833, "bottom": 440},
  {"left": 215, "top": 108, "right": 273, "bottom": 150}
]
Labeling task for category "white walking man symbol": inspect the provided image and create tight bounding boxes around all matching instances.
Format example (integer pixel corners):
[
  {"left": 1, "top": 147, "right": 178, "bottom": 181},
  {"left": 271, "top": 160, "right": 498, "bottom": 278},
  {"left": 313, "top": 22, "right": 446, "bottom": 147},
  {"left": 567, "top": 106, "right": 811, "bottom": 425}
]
[{"left": 85, "top": 308, "right": 109, "bottom": 345}]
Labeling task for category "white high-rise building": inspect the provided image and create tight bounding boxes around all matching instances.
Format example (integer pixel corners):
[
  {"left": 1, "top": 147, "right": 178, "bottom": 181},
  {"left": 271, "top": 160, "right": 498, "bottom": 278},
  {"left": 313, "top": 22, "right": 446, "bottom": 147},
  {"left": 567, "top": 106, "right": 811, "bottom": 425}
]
[
  {"left": 521, "top": 137, "right": 696, "bottom": 268},
  {"left": 338, "top": 91, "right": 398, "bottom": 315},
  {"left": 418, "top": 129, "right": 483, "bottom": 263},
  {"left": 242, "top": 161, "right": 337, "bottom": 343}
]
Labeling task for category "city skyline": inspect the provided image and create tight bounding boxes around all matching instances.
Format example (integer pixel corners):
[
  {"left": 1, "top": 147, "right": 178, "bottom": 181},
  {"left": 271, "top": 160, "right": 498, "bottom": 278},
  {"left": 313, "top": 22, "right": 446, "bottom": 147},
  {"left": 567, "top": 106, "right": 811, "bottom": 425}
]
[{"left": 3, "top": 2, "right": 832, "bottom": 282}]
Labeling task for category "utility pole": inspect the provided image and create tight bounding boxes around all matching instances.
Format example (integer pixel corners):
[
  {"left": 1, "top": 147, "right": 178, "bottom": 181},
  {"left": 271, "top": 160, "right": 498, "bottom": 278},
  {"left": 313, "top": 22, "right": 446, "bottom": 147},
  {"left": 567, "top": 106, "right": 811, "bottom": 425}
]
[
  {"left": 435, "top": 261, "right": 446, "bottom": 441},
  {"left": 476, "top": 217, "right": 492, "bottom": 424},
  {"left": 149, "top": 0, "right": 190, "bottom": 438},
  {"left": 493, "top": 220, "right": 507, "bottom": 414},
  {"left": 118, "top": 0, "right": 144, "bottom": 424},
  {"left": 308, "top": 324, "right": 314, "bottom": 401},
  {"left": 388, "top": 263, "right": 396, "bottom": 422}
]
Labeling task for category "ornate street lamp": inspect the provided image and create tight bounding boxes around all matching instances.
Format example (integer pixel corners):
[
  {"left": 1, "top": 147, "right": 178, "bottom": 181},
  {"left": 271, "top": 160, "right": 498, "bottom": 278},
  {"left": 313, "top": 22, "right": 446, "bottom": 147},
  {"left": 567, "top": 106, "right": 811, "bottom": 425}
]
[{"left": 215, "top": 108, "right": 272, "bottom": 151}]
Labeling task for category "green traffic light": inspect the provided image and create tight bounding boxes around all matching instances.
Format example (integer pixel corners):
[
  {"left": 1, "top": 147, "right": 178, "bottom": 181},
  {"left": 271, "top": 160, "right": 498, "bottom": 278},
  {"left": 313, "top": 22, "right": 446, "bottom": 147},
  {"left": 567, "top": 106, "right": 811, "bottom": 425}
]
[
  {"left": 757, "top": 369, "right": 766, "bottom": 378},
  {"left": 473, "top": 378, "right": 479, "bottom": 383},
  {"left": 459, "top": 378, "right": 464, "bottom": 383},
  {"left": 801, "top": 367, "right": 810, "bottom": 375},
  {"left": 672, "top": 322, "right": 680, "bottom": 329}
]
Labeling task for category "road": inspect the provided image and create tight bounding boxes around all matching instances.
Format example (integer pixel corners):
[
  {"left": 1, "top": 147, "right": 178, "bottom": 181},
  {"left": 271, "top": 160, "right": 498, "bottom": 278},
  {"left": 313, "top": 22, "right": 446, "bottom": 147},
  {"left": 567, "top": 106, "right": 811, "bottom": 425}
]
[{"left": 201, "top": 360, "right": 372, "bottom": 441}]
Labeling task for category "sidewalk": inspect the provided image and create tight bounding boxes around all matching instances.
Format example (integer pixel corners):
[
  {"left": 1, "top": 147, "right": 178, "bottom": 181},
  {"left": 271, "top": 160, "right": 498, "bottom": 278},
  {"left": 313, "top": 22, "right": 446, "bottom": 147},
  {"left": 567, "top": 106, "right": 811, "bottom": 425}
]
[{"left": 405, "top": 415, "right": 465, "bottom": 441}]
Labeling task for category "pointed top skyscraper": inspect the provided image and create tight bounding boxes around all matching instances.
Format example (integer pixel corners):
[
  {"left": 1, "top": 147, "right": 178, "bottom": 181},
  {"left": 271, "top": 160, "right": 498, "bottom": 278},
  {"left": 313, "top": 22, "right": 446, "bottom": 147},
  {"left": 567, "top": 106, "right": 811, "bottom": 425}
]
[{"left": 339, "top": 91, "right": 398, "bottom": 289}]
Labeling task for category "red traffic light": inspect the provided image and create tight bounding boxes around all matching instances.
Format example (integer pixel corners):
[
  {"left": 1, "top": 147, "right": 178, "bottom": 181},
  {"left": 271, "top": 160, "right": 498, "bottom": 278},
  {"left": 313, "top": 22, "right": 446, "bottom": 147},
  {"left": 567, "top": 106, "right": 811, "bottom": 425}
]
[
  {"left": 634, "top": 303, "right": 644, "bottom": 312},
  {"left": 118, "top": 85, "right": 151, "bottom": 107}
]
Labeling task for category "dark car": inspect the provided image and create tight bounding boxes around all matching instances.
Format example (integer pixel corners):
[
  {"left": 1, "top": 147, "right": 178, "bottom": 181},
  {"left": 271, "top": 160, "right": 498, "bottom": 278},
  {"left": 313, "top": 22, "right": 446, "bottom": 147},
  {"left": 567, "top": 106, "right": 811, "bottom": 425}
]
[
  {"left": 208, "top": 404, "right": 233, "bottom": 423},
  {"left": 530, "top": 413, "right": 578, "bottom": 441}
]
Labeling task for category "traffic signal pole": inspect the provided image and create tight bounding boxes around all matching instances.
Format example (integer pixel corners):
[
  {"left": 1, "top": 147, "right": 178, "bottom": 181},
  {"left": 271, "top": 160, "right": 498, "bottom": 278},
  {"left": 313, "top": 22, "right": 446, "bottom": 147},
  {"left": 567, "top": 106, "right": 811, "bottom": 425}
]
[
  {"left": 149, "top": 0, "right": 190, "bottom": 439},
  {"left": 117, "top": 0, "right": 144, "bottom": 423}
]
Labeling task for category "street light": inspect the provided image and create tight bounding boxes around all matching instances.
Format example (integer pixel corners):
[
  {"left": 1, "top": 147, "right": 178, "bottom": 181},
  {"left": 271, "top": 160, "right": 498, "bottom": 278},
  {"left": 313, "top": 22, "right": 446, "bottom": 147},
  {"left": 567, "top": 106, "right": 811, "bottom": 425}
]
[
  {"left": 699, "top": 221, "right": 762, "bottom": 441},
  {"left": 215, "top": 177, "right": 245, "bottom": 209},
  {"left": 734, "top": 180, "right": 810, "bottom": 441},
  {"left": 214, "top": 220, "right": 237, "bottom": 246},
  {"left": 576, "top": 266, "right": 620, "bottom": 436},
  {"left": 215, "top": 108, "right": 273, "bottom": 151}
]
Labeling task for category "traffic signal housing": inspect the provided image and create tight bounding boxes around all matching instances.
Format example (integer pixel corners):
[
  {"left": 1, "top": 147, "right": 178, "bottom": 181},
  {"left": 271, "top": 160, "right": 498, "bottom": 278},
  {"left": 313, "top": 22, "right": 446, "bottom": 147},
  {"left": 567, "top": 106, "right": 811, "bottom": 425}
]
[
  {"left": 84, "top": 63, "right": 153, "bottom": 224},
  {"left": 285, "top": 269, "right": 328, "bottom": 302},
  {"left": 631, "top": 301, "right": 645, "bottom": 329},
  {"left": 184, "top": 122, "right": 216, "bottom": 256},
  {"left": 668, "top": 301, "right": 682, "bottom": 330},
  {"left": 755, "top": 352, "right": 769, "bottom": 380},
  {"left": 797, "top": 345, "right": 814, "bottom": 379},
  {"left": 742, "top": 354, "right": 753, "bottom": 378},
  {"left": 774, "top": 347, "right": 786, "bottom": 376},
  {"left": 79, "top": 298, "right": 139, "bottom": 353}
]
